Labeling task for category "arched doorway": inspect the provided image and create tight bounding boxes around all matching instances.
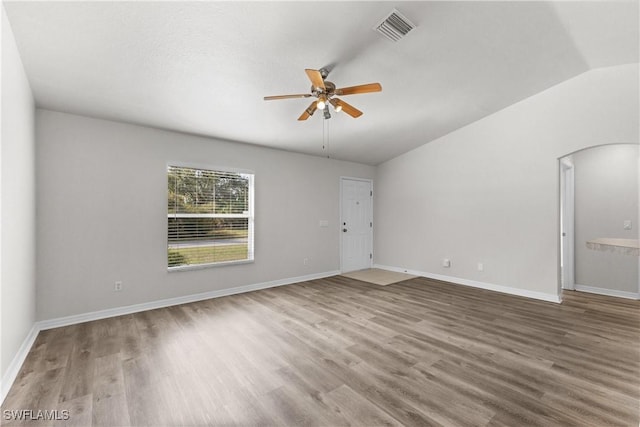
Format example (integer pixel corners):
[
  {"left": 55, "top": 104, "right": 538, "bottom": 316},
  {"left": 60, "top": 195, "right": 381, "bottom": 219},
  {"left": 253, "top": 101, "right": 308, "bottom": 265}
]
[{"left": 559, "top": 143, "right": 639, "bottom": 299}]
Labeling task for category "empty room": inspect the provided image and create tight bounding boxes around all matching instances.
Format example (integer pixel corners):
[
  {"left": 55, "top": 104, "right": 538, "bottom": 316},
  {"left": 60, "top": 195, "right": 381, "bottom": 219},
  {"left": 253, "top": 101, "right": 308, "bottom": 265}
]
[{"left": 1, "top": 1, "right": 639, "bottom": 426}]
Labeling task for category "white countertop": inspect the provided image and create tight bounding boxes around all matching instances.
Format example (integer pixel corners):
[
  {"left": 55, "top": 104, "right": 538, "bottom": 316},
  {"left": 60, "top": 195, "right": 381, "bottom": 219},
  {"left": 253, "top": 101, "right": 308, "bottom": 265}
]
[{"left": 586, "top": 238, "right": 639, "bottom": 256}]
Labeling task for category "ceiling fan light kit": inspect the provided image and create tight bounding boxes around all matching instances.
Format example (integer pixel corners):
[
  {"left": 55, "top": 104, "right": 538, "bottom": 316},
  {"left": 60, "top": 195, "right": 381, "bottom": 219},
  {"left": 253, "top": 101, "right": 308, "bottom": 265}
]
[
  {"left": 329, "top": 98, "right": 342, "bottom": 113},
  {"left": 264, "top": 68, "right": 382, "bottom": 120},
  {"left": 316, "top": 94, "right": 327, "bottom": 110}
]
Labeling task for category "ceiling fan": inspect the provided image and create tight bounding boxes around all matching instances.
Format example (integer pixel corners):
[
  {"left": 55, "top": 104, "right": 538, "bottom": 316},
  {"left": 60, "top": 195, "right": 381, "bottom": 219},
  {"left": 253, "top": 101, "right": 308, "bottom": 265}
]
[{"left": 264, "top": 68, "right": 382, "bottom": 121}]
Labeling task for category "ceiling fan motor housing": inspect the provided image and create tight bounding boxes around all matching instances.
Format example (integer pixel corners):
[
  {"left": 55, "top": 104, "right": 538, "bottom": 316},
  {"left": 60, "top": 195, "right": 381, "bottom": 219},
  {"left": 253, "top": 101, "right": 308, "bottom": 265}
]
[{"left": 312, "top": 81, "right": 336, "bottom": 97}]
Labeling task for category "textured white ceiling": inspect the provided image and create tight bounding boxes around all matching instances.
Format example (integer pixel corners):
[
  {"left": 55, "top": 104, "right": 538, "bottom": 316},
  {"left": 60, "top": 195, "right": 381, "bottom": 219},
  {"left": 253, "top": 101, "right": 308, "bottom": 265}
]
[{"left": 3, "top": 1, "right": 638, "bottom": 165}]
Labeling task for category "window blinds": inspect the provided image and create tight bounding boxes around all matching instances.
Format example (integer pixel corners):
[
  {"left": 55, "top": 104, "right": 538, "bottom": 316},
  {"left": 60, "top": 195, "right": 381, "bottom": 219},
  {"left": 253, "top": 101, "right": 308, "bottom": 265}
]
[{"left": 168, "top": 165, "right": 254, "bottom": 268}]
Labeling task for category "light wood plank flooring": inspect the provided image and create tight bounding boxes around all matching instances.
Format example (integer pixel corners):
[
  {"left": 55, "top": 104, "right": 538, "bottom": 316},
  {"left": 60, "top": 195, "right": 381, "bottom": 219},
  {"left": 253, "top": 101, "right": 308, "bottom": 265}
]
[
  {"left": 3, "top": 276, "right": 639, "bottom": 426},
  {"left": 340, "top": 269, "right": 416, "bottom": 286}
]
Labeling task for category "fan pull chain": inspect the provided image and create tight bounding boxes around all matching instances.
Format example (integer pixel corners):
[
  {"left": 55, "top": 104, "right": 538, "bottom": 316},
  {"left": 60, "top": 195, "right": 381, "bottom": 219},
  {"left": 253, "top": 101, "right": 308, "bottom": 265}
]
[
  {"left": 322, "top": 117, "right": 330, "bottom": 158},
  {"left": 322, "top": 116, "right": 325, "bottom": 154}
]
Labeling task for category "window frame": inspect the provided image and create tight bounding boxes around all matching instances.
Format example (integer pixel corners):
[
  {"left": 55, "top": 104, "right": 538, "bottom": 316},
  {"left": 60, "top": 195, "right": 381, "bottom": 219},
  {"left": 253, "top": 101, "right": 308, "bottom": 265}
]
[{"left": 167, "top": 162, "right": 255, "bottom": 271}]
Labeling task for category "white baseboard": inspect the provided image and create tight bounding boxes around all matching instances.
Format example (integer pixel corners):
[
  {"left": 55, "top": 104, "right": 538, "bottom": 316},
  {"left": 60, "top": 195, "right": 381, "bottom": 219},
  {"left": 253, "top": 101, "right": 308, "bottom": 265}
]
[
  {"left": 1, "top": 324, "right": 39, "bottom": 405},
  {"left": 1, "top": 269, "right": 339, "bottom": 405},
  {"left": 374, "top": 264, "right": 562, "bottom": 303},
  {"left": 37, "top": 270, "right": 340, "bottom": 331},
  {"left": 574, "top": 284, "right": 640, "bottom": 300}
]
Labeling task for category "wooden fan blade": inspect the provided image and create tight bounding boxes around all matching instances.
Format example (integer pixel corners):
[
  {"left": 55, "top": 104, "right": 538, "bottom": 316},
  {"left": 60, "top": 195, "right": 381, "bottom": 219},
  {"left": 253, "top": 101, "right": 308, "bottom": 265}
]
[
  {"left": 305, "top": 69, "right": 326, "bottom": 90},
  {"left": 334, "top": 98, "right": 363, "bottom": 118},
  {"left": 264, "top": 94, "right": 312, "bottom": 101},
  {"left": 298, "top": 101, "right": 318, "bottom": 121},
  {"left": 335, "top": 83, "right": 382, "bottom": 96}
]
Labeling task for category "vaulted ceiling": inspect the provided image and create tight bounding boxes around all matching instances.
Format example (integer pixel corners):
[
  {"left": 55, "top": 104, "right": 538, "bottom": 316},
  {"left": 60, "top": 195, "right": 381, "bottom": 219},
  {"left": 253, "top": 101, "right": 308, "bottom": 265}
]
[{"left": 4, "top": 1, "right": 638, "bottom": 165}]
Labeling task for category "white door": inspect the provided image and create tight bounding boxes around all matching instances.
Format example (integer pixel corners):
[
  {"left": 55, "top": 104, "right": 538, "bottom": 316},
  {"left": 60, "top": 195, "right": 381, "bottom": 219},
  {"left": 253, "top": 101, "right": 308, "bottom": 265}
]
[
  {"left": 560, "top": 158, "right": 575, "bottom": 290},
  {"left": 340, "top": 178, "right": 373, "bottom": 273}
]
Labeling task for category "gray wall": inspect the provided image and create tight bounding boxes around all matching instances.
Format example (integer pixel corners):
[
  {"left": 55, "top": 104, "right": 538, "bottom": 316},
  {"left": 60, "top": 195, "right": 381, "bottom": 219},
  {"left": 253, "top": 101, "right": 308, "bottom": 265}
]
[
  {"left": 574, "top": 144, "right": 639, "bottom": 293},
  {"left": 36, "top": 110, "right": 374, "bottom": 320},
  {"left": 1, "top": 7, "right": 36, "bottom": 379},
  {"left": 374, "top": 64, "right": 639, "bottom": 299}
]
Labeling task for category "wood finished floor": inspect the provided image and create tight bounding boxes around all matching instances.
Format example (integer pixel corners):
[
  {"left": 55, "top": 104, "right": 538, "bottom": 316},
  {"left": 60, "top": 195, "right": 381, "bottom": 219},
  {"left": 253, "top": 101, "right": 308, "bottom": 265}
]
[{"left": 3, "top": 276, "right": 639, "bottom": 426}]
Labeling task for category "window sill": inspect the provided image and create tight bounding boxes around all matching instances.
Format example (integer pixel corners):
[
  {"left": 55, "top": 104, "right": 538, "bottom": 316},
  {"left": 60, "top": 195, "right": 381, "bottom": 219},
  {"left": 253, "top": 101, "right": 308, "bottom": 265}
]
[{"left": 168, "top": 258, "right": 254, "bottom": 272}]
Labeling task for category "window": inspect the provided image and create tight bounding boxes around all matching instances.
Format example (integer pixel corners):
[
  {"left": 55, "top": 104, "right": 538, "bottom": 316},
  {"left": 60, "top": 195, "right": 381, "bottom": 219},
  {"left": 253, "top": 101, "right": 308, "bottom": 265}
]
[{"left": 167, "top": 165, "right": 254, "bottom": 269}]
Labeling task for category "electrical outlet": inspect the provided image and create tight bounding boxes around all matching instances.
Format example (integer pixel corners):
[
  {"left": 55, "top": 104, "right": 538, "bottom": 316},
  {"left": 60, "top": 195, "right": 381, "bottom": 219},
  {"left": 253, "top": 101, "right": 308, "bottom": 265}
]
[
  {"left": 477, "top": 262, "right": 484, "bottom": 272},
  {"left": 114, "top": 281, "right": 123, "bottom": 292},
  {"left": 303, "top": 258, "right": 309, "bottom": 266},
  {"left": 442, "top": 259, "right": 451, "bottom": 268},
  {"left": 623, "top": 220, "right": 632, "bottom": 230}
]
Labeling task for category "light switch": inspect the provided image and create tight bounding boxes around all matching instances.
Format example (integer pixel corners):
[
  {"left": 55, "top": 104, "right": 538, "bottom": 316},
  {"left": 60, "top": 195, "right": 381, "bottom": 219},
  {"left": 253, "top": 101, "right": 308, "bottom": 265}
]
[
  {"left": 319, "top": 220, "right": 328, "bottom": 228},
  {"left": 624, "top": 220, "right": 632, "bottom": 230}
]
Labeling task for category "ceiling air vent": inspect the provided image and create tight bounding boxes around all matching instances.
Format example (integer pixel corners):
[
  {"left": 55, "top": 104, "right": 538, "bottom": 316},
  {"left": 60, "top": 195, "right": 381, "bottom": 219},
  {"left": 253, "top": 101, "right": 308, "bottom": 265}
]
[{"left": 374, "top": 9, "right": 416, "bottom": 42}]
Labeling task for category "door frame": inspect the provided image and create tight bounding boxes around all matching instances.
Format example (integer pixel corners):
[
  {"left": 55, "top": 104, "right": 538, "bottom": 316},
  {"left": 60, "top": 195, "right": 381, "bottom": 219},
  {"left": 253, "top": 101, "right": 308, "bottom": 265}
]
[
  {"left": 339, "top": 177, "right": 373, "bottom": 273},
  {"left": 560, "top": 157, "right": 575, "bottom": 291}
]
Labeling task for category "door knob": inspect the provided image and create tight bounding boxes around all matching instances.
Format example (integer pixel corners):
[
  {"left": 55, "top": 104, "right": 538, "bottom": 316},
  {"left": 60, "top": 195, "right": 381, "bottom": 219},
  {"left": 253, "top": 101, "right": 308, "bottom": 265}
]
[{"left": 342, "top": 228, "right": 348, "bottom": 232}]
